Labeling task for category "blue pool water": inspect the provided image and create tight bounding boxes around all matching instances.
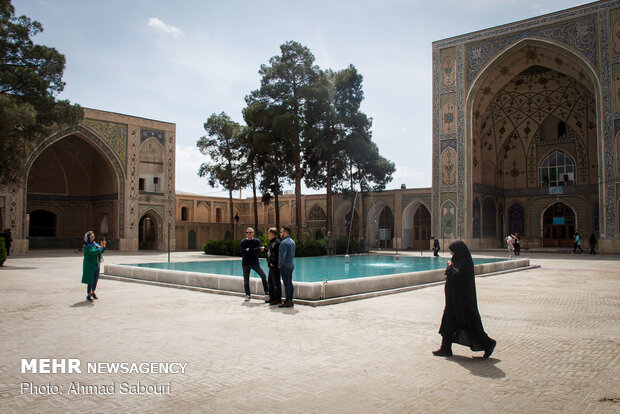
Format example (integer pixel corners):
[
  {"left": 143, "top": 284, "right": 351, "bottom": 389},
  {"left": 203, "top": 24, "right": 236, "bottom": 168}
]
[{"left": 130, "top": 255, "right": 506, "bottom": 283}]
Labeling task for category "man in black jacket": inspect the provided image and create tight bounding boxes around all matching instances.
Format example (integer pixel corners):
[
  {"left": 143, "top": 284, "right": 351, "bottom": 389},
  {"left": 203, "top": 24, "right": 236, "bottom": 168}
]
[
  {"left": 266, "top": 228, "right": 282, "bottom": 305},
  {"left": 240, "top": 227, "right": 269, "bottom": 301}
]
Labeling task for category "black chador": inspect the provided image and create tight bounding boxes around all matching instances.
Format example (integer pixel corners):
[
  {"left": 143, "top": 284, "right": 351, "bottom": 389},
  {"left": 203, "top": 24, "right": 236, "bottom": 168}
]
[{"left": 434, "top": 240, "right": 496, "bottom": 358}]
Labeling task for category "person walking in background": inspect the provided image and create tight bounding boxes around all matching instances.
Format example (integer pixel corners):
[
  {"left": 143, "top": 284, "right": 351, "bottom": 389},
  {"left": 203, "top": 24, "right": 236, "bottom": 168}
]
[
  {"left": 589, "top": 233, "right": 597, "bottom": 255},
  {"left": 266, "top": 227, "right": 282, "bottom": 305},
  {"left": 433, "top": 240, "right": 496, "bottom": 359},
  {"left": 240, "top": 227, "right": 269, "bottom": 302},
  {"left": 432, "top": 236, "right": 440, "bottom": 256},
  {"left": 505, "top": 234, "right": 515, "bottom": 258},
  {"left": 325, "top": 231, "right": 335, "bottom": 256},
  {"left": 513, "top": 233, "right": 520, "bottom": 256},
  {"left": 573, "top": 231, "right": 584, "bottom": 254},
  {"left": 278, "top": 226, "right": 296, "bottom": 308},
  {"left": 82, "top": 231, "right": 106, "bottom": 302}
]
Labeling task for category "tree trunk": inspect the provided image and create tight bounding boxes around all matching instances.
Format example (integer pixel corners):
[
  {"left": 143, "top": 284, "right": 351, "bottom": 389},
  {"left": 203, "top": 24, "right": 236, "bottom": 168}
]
[
  {"left": 295, "top": 150, "right": 302, "bottom": 239},
  {"left": 251, "top": 163, "right": 259, "bottom": 231},
  {"left": 274, "top": 189, "right": 280, "bottom": 231},
  {"left": 228, "top": 188, "right": 235, "bottom": 240},
  {"left": 326, "top": 157, "right": 333, "bottom": 234},
  {"left": 359, "top": 181, "right": 365, "bottom": 241}
]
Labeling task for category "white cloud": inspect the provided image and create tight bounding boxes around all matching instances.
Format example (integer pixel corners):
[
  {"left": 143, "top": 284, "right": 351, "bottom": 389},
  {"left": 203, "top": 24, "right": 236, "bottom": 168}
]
[{"left": 147, "top": 17, "right": 183, "bottom": 37}]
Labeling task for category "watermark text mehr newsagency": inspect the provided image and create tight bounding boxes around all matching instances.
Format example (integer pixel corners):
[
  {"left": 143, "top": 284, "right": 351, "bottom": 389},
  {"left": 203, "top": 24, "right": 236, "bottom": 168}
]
[{"left": 21, "top": 359, "right": 188, "bottom": 374}]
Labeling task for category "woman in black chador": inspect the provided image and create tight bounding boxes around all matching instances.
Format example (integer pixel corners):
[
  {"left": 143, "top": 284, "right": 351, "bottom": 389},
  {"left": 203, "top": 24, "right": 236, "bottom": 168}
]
[{"left": 433, "top": 240, "right": 496, "bottom": 358}]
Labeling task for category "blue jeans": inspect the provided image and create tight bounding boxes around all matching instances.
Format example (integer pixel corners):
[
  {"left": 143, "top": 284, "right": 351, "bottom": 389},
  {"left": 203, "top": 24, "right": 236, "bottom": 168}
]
[
  {"left": 280, "top": 266, "right": 294, "bottom": 302},
  {"left": 242, "top": 264, "right": 269, "bottom": 296},
  {"left": 87, "top": 266, "right": 100, "bottom": 294}
]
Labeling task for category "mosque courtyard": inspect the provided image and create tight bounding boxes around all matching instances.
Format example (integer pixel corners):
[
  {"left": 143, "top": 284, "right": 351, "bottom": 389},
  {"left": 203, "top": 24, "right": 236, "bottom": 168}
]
[{"left": 0, "top": 250, "right": 619, "bottom": 413}]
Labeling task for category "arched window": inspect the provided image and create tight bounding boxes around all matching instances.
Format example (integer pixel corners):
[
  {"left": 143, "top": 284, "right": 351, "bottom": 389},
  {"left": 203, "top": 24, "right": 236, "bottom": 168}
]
[
  {"left": 181, "top": 206, "right": 189, "bottom": 221},
  {"left": 539, "top": 150, "right": 576, "bottom": 187},
  {"left": 307, "top": 205, "right": 326, "bottom": 221},
  {"left": 215, "top": 208, "right": 222, "bottom": 223}
]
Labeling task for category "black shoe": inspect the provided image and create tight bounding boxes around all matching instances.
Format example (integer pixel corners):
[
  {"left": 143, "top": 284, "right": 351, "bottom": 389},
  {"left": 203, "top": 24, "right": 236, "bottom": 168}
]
[
  {"left": 432, "top": 348, "right": 452, "bottom": 357},
  {"left": 90, "top": 292, "right": 98, "bottom": 300},
  {"left": 86, "top": 295, "right": 93, "bottom": 302},
  {"left": 278, "top": 301, "right": 293, "bottom": 308},
  {"left": 483, "top": 340, "right": 496, "bottom": 359},
  {"left": 269, "top": 299, "right": 281, "bottom": 305},
  {"left": 265, "top": 298, "right": 272, "bottom": 303}
]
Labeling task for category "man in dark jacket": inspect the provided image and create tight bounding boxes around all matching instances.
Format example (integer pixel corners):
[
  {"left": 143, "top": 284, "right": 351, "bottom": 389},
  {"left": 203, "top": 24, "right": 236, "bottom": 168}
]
[
  {"left": 266, "top": 228, "right": 282, "bottom": 304},
  {"left": 240, "top": 227, "right": 269, "bottom": 301}
]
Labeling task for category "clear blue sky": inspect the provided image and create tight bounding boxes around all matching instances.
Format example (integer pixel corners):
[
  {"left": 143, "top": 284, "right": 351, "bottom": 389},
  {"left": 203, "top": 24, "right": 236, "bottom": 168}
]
[{"left": 14, "top": 0, "right": 589, "bottom": 196}]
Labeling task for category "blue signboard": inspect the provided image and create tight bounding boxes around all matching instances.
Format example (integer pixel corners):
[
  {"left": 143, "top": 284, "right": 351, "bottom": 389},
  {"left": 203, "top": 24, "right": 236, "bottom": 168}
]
[{"left": 553, "top": 217, "right": 565, "bottom": 225}]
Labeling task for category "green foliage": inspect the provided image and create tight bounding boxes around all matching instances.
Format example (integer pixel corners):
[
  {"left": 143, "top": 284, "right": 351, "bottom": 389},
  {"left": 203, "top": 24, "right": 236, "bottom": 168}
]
[
  {"left": 0, "top": 0, "right": 83, "bottom": 185},
  {"left": 201, "top": 236, "right": 361, "bottom": 259},
  {"left": 197, "top": 112, "right": 247, "bottom": 235},
  {"left": 293, "top": 237, "right": 324, "bottom": 257},
  {"left": 202, "top": 239, "right": 241, "bottom": 257},
  {"left": 335, "top": 238, "right": 361, "bottom": 255},
  {"left": 202, "top": 237, "right": 269, "bottom": 258},
  {"left": 0, "top": 236, "right": 6, "bottom": 266}
]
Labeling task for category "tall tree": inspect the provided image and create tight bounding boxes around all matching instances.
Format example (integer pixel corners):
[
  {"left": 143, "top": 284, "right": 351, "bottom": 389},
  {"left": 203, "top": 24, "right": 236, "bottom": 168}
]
[
  {"left": 305, "top": 65, "right": 367, "bottom": 234},
  {"left": 238, "top": 127, "right": 260, "bottom": 231},
  {"left": 242, "top": 100, "right": 289, "bottom": 231},
  {"left": 197, "top": 112, "right": 247, "bottom": 238},
  {"left": 0, "top": 0, "right": 82, "bottom": 186},
  {"left": 338, "top": 124, "right": 395, "bottom": 239},
  {"left": 247, "top": 41, "right": 319, "bottom": 238}
]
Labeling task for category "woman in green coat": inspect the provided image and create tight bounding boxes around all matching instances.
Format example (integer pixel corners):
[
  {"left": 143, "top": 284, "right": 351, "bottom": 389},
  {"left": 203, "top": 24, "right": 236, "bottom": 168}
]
[{"left": 82, "top": 231, "right": 106, "bottom": 302}]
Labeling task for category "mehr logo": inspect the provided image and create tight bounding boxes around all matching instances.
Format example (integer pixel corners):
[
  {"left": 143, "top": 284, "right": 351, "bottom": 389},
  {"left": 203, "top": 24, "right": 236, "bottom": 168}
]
[{"left": 21, "top": 359, "right": 82, "bottom": 374}]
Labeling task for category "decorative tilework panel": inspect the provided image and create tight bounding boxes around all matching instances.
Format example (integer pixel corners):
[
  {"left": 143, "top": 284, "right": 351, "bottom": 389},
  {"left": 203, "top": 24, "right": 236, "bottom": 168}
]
[
  {"left": 141, "top": 128, "right": 165, "bottom": 145},
  {"left": 441, "top": 201, "right": 456, "bottom": 238},
  {"left": 465, "top": 15, "right": 598, "bottom": 85},
  {"left": 82, "top": 119, "right": 128, "bottom": 169},
  {"left": 441, "top": 148, "right": 457, "bottom": 185}
]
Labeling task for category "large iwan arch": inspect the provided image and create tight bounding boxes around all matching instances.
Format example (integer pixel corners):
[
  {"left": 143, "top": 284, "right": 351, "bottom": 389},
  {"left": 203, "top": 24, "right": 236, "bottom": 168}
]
[{"left": 433, "top": 4, "right": 617, "bottom": 252}]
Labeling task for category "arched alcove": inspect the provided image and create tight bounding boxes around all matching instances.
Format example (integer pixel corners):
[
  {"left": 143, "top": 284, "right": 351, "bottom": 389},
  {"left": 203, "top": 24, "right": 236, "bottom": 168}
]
[{"left": 26, "top": 131, "right": 120, "bottom": 249}]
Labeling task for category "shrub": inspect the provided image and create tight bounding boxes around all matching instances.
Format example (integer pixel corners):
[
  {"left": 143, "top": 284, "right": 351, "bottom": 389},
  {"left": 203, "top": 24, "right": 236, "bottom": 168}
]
[
  {"left": 0, "top": 237, "right": 6, "bottom": 266},
  {"left": 335, "top": 238, "right": 361, "bottom": 255},
  {"left": 294, "top": 238, "right": 325, "bottom": 257},
  {"left": 202, "top": 237, "right": 268, "bottom": 258},
  {"left": 202, "top": 239, "right": 241, "bottom": 257}
]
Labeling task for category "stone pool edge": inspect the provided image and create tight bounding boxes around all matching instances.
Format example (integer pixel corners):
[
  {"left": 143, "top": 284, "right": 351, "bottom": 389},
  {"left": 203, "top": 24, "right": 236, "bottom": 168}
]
[{"left": 102, "top": 258, "right": 531, "bottom": 305}]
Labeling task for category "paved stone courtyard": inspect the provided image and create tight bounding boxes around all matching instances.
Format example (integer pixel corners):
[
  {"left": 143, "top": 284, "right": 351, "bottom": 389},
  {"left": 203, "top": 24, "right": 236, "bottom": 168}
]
[{"left": 0, "top": 250, "right": 619, "bottom": 413}]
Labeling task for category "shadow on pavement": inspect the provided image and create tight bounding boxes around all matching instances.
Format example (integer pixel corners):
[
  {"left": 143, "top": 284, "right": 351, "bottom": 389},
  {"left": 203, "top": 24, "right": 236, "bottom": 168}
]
[
  {"left": 70, "top": 301, "right": 94, "bottom": 308},
  {"left": 450, "top": 355, "right": 506, "bottom": 379}
]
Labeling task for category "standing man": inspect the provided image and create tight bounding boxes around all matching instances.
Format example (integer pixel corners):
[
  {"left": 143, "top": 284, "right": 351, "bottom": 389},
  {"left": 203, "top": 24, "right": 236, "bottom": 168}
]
[
  {"left": 432, "top": 236, "right": 440, "bottom": 257},
  {"left": 325, "top": 231, "right": 335, "bottom": 256},
  {"left": 266, "top": 228, "right": 282, "bottom": 305},
  {"left": 278, "top": 226, "right": 296, "bottom": 308},
  {"left": 589, "top": 233, "right": 597, "bottom": 255},
  {"left": 240, "top": 227, "right": 269, "bottom": 301}
]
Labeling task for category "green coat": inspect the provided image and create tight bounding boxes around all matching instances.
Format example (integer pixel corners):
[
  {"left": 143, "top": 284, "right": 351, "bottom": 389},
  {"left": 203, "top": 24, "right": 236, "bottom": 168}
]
[{"left": 82, "top": 244, "right": 105, "bottom": 285}]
